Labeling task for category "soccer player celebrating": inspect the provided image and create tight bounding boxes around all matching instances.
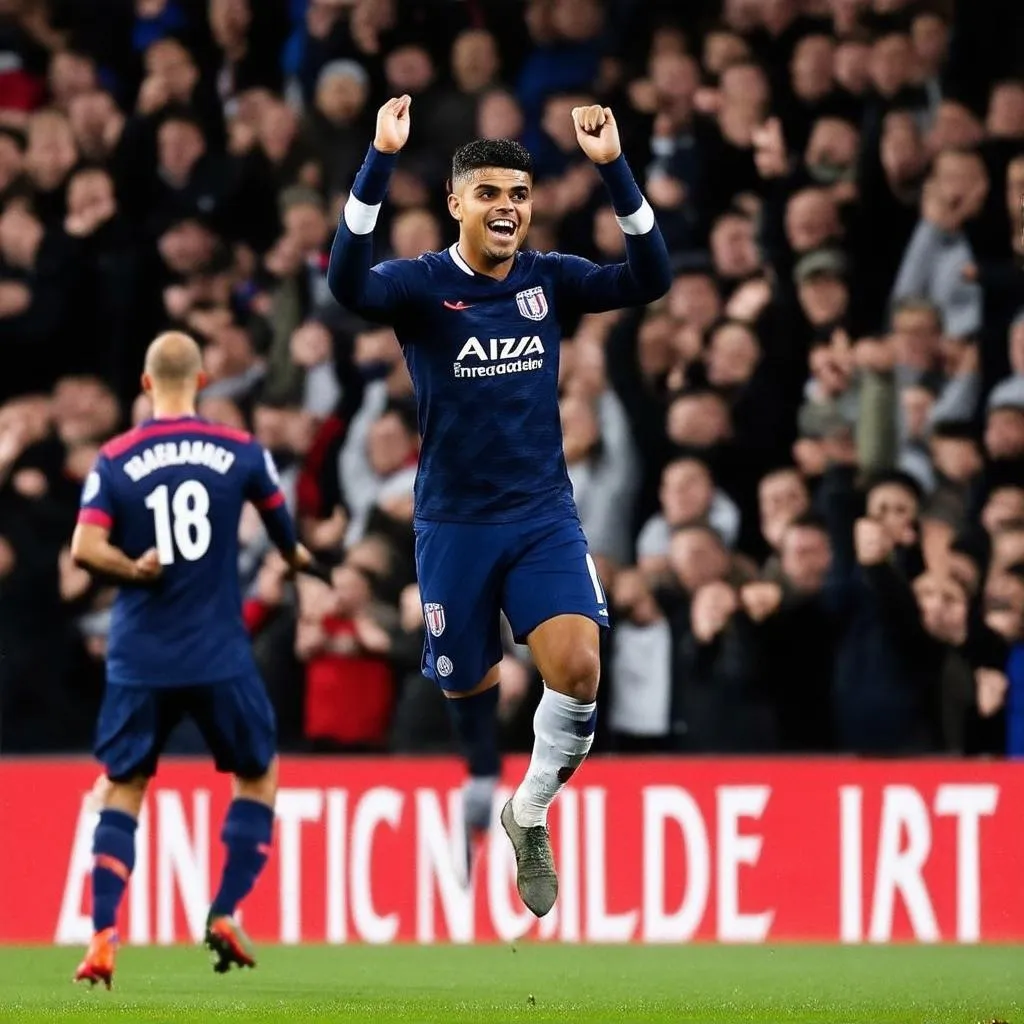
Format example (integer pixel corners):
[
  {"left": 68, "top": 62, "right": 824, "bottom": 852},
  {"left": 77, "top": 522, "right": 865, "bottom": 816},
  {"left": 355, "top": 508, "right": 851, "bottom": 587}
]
[
  {"left": 328, "top": 96, "right": 671, "bottom": 917},
  {"left": 72, "top": 332, "right": 313, "bottom": 986}
]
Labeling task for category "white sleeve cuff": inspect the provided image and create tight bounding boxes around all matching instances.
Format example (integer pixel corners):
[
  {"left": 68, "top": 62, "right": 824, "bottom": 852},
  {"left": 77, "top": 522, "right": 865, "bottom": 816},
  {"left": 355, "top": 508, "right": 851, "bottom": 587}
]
[
  {"left": 343, "top": 194, "right": 381, "bottom": 235},
  {"left": 615, "top": 198, "right": 656, "bottom": 236}
]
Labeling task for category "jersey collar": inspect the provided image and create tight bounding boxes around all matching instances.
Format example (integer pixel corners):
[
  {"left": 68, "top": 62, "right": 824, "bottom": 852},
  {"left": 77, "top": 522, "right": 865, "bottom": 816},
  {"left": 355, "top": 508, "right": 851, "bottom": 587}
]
[
  {"left": 448, "top": 243, "right": 475, "bottom": 276},
  {"left": 448, "top": 243, "right": 522, "bottom": 279}
]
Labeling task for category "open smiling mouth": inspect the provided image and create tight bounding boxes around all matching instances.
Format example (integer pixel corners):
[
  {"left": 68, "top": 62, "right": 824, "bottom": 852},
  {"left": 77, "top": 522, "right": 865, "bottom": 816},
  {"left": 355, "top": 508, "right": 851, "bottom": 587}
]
[{"left": 487, "top": 218, "right": 517, "bottom": 240}]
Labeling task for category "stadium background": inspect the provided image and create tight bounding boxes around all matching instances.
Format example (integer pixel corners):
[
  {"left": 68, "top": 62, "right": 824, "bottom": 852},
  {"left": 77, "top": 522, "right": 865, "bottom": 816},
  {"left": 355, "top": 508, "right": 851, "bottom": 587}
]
[{"left": 1, "top": 0, "right": 1024, "bottom": 953}]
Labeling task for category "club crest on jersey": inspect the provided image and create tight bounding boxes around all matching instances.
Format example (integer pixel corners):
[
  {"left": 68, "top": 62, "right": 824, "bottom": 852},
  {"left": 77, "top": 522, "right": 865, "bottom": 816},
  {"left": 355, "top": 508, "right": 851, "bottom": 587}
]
[
  {"left": 423, "top": 602, "right": 446, "bottom": 637},
  {"left": 515, "top": 285, "right": 548, "bottom": 322}
]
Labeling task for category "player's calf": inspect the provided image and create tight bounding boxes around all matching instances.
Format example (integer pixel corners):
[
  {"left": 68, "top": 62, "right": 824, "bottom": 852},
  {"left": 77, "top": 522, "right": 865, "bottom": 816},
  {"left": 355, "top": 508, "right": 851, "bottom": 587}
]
[
  {"left": 511, "top": 641, "right": 600, "bottom": 829},
  {"left": 91, "top": 807, "right": 139, "bottom": 932},
  {"left": 445, "top": 683, "right": 501, "bottom": 885},
  {"left": 206, "top": 766, "right": 275, "bottom": 972},
  {"left": 503, "top": 684, "right": 596, "bottom": 917},
  {"left": 73, "top": 776, "right": 144, "bottom": 985},
  {"left": 505, "top": 628, "right": 600, "bottom": 917}
]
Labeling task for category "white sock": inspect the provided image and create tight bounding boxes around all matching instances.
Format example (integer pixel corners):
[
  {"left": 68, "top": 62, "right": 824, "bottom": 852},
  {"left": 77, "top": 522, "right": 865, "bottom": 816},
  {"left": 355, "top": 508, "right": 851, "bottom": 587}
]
[{"left": 511, "top": 686, "right": 596, "bottom": 828}]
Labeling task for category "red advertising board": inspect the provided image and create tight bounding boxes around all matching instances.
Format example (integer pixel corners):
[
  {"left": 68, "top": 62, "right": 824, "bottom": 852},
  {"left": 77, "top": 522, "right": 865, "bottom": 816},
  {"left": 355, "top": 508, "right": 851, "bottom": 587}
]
[{"left": 1, "top": 757, "right": 1022, "bottom": 945}]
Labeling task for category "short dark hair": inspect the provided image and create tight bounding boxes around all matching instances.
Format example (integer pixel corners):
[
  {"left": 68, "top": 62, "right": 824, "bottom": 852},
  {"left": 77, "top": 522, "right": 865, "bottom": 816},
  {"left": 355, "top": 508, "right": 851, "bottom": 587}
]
[
  {"left": 786, "top": 512, "right": 828, "bottom": 536},
  {"left": 930, "top": 419, "right": 979, "bottom": 443},
  {"left": 69, "top": 162, "right": 112, "bottom": 180},
  {"left": 451, "top": 139, "right": 533, "bottom": 186},
  {"left": 866, "top": 469, "right": 924, "bottom": 504},
  {"left": 762, "top": 464, "right": 806, "bottom": 485},
  {"left": 671, "top": 522, "right": 727, "bottom": 548},
  {"left": 160, "top": 105, "right": 205, "bottom": 134}
]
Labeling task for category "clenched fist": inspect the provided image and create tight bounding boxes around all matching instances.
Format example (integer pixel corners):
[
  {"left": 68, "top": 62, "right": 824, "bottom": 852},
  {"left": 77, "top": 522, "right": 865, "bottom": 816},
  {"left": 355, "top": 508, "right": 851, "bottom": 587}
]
[
  {"left": 572, "top": 104, "right": 622, "bottom": 165},
  {"left": 691, "top": 581, "right": 738, "bottom": 643},
  {"left": 740, "top": 581, "right": 783, "bottom": 622},
  {"left": 133, "top": 547, "right": 163, "bottom": 581},
  {"left": 854, "top": 518, "right": 892, "bottom": 566},
  {"left": 975, "top": 668, "right": 1008, "bottom": 717},
  {"left": 374, "top": 95, "right": 411, "bottom": 155}
]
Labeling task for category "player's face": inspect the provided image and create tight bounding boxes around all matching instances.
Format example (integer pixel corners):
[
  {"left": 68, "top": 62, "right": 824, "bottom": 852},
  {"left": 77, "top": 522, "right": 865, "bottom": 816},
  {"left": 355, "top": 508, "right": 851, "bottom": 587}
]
[{"left": 449, "top": 168, "right": 532, "bottom": 264}]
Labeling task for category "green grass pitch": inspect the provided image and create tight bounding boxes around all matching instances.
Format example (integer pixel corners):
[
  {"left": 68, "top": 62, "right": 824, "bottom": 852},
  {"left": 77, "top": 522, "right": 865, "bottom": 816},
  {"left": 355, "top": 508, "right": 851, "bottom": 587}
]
[{"left": 0, "top": 944, "right": 1020, "bottom": 1023}]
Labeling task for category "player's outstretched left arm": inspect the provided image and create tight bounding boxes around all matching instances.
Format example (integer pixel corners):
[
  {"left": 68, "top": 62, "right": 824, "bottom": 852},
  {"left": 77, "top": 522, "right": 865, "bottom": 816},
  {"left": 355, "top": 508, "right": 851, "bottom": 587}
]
[
  {"left": 557, "top": 105, "right": 672, "bottom": 312},
  {"left": 327, "top": 95, "right": 416, "bottom": 323}
]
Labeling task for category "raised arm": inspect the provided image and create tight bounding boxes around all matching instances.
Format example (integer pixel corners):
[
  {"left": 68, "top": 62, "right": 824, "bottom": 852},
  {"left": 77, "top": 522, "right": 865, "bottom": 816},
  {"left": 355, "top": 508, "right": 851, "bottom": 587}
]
[
  {"left": 326, "top": 96, "right": 416, "bottom": 323},
  {"left": 556, "top": 105, "right": 672, "bottom": 313}
]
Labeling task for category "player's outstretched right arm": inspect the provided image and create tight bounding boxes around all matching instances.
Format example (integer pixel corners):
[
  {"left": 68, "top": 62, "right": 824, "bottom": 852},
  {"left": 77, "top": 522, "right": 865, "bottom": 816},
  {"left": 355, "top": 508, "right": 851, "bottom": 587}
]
[{"left": 327, "top": 95, "right": 414, "bottom": 322}]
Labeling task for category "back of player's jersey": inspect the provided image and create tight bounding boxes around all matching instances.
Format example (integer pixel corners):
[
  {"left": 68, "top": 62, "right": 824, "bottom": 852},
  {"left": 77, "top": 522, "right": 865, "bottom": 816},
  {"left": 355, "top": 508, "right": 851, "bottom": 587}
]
[{"left": 78, "top": 417, "right": 285, "bottom": 687}]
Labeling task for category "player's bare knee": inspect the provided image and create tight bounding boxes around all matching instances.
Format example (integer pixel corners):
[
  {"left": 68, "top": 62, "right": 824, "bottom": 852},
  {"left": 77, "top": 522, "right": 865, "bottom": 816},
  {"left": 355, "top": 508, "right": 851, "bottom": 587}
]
[
  {"left": 234, "top": 757, "right": 278, "bottom": 807},
  {"left": 106, "top": 775, "right": 149, "bottom": 817},
  {"left": 548, "top": 646, "right": 600, "bottom": 703}
]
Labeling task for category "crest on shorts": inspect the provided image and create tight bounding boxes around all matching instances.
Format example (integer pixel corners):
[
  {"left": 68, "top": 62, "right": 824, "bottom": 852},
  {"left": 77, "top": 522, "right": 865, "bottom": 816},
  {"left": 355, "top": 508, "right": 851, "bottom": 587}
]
[
  {"left": 436, "top": 655, "right": 453, "bottom": 677},
  {"left": 423, "top": 602, "right": 446, "bottom": 637},
  {"left": 515, "top": 285, "right": 548, "bottom": 322}
]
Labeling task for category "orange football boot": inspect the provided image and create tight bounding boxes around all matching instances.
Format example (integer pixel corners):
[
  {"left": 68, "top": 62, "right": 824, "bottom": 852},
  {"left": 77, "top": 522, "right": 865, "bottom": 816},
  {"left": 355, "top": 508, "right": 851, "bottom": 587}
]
[
  {"left": 73, "top": 927, "right": 118, "bottom": 989},
  {"left": 205, "top": 914, "right": 256, "bottom": 973}
]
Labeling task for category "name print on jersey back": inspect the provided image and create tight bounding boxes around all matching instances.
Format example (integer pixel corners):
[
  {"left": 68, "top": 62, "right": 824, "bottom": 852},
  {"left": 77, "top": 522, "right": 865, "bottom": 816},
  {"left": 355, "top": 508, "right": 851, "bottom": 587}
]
[{"left": 122, "top": 439, "right": 236, "bottom": 482}]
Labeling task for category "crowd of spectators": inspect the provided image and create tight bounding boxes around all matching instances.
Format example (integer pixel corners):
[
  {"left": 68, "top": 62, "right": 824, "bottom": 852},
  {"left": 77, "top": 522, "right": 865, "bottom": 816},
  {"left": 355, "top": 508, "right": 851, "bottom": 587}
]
[{"left": 0, "top": 0, "right": 1022, "bottom": 760}]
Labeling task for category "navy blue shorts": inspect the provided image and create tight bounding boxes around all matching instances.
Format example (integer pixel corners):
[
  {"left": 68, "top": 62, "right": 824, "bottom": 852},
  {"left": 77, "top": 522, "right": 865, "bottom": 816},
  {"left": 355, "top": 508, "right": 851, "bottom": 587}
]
[
  {"left": 95, "top": 675, "right": 276, "bottom": 782},
  {"left": 415, "top": 513, "right": 609, "bottom": 693}
]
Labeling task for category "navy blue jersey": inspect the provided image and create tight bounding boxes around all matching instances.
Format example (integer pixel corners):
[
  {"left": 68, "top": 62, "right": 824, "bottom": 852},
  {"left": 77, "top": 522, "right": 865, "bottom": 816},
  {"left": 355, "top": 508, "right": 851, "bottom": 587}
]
[
  {"left": 78, "top": 416, "right": 296, "bottom": 688},
  {"left": 328, "top": 147, "right": 672, "bottom": 524}
]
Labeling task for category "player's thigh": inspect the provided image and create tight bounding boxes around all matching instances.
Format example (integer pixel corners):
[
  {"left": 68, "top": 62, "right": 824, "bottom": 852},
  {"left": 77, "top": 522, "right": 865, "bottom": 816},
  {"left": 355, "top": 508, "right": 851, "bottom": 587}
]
[
  {"left": 189, "top": 676, "right": 277, "bottom": 781},
  {"left": 94, "top": 685, "right": 185, "bottom": 782},
  {"left": 415, "top": 520, "right": 505, "bottom": 693},
  {"left": 501, "top": 516, "right": 609, "bottom": 643}
]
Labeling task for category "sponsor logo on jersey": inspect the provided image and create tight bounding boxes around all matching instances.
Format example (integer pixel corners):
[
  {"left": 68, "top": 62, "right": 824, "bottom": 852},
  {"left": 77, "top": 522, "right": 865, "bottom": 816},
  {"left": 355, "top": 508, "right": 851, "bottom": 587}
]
[
  {"left": 515, "top": 285, "right": 548, "bottom": 321},
  {"left": 452, "top": 335, "right": 545, "bottom": 379},
  {"left": 423, "top": 602, "right": 446, "bottom": 637},
  {"left": 121, "top": 441, "right": 236, "bottom": 482},
  {"left": 435, "top": 655, "right": 454, "bottom": 677}
]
